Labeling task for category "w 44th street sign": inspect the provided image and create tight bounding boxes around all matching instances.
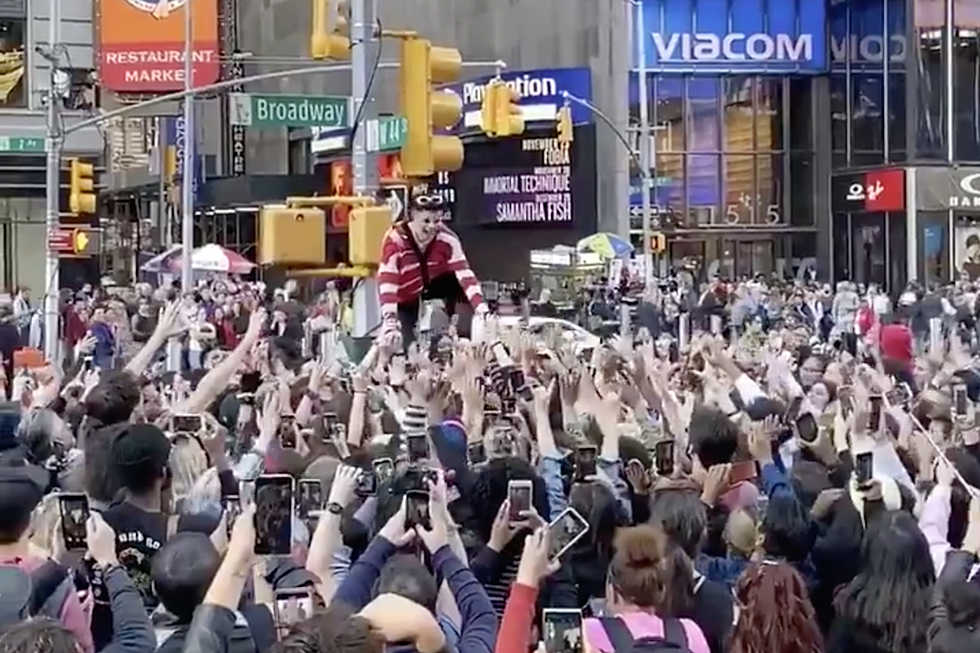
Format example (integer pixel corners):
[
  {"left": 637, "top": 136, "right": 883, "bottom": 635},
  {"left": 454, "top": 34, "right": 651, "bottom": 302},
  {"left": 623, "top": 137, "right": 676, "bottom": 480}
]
[{"left": 229, "top": 94, "right": 349, "bottom": 129}]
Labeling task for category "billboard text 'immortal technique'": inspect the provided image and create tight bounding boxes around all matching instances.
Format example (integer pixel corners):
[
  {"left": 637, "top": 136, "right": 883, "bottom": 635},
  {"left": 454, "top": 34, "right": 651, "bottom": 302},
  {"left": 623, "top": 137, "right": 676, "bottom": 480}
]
[{"left": 98, "top": 0, "right": 220, "bottom": 93}]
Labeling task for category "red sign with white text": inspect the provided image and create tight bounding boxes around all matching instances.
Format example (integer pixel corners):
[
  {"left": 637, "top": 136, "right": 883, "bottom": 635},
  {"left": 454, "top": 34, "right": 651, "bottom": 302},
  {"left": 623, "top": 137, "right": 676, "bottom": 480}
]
[{"left": 864, "top": 169, "right": 906, "bottom": 212}]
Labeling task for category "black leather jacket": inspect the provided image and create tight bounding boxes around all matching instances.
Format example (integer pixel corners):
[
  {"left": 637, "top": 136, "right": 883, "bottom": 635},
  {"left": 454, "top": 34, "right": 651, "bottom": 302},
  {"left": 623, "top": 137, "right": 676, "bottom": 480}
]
[{"left": 184, "top": 604, "right": 239, "bottom": 653}]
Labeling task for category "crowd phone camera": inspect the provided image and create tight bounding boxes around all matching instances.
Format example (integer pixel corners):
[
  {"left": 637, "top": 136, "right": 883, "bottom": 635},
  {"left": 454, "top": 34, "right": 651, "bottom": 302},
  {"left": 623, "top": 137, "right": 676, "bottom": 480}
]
[
  {"left": 795, "top": 412, "right": 819, "bottom": 444},
  {"left": 547, "top": 507, "right": 590, "bottom": 560},
  {"left": 886, "top": 382, "right": 913, "bottom": 408},
  {"left": 172, "top": 413, "right": 203, "bottom": 433},
  {"left": 296, "top": 479, "right": 323, "bottom": 523},
  {"left": 279, "top": 415, "right": 297, "bottom": 448},
  {"left": 868, "top": 396, "right": 883, "bottom": 432},
  {"left": 468, "top": 441, "right": 487, "bottom": 465},
  {"left": 855, "top": 452, "right": 874, "bottom": 487},
  {"left": 654, "top": 440, "right": 675, "bottom": 476},
  {"left": 406, "top": 433, "right": 429, "bottom": 463},
  {"left": 542, "top": 609, "right": 584, "bottom": 653},
  {"left": 954, "top": 385, "right": 970, "bottom": 418},
  {"left": 253, "top": 475, "right": 294, "bottom": 555},
  {"left": 405, "top": 490, "right": 431, "bottom": 530},
  {"left": 574, "top": 445, "right": 598, "bottom": 479},
  {"left": 507, "top": 480, "right": 533, "bottom": 522},
  {"left": 223, "top": 495, "right": 242, "bottom": 538},
  {"left": 356, "top": 469, "right": 377, "bottom": 496},
  {"left": 58, "top": 493, "right": 90, "bottom": 551},
  {"left": 372, "top": 458, "right": 394, "bottom": 485}
]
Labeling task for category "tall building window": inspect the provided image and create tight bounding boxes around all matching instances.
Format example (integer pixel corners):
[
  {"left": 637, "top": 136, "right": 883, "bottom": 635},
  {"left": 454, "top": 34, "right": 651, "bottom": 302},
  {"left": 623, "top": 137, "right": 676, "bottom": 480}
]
[{"left": 0, "top": 19, "right": 25, "bottom": 108}]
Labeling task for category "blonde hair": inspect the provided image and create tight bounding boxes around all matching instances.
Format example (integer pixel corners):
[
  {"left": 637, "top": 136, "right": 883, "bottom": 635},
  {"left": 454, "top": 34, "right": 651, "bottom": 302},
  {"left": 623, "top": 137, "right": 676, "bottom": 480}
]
[
  {"left": 180, "top": 467, "right": 222, "bottom": 514},
  {"left": 169, "top": 436, "right": 209, "bottom": 504}
]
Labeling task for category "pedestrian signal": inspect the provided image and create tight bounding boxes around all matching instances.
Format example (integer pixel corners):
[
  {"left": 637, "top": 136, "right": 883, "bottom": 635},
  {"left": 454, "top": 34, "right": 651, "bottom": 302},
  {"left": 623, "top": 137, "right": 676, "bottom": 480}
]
[
  {"left": 259, "top": 206, "right": 326, "bottom": 265},
  {"left": 349, "top": 206, "right": 392, "bottom": 266},
  {"left": 649, "top": 232, "right": 667, "bottom": 254}
]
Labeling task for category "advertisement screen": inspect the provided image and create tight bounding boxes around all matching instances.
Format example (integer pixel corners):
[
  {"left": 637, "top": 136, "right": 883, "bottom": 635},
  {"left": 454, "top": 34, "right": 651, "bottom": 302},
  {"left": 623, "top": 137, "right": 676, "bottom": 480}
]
[{"left": 453, "top": 129, "right": 594, "bottom": 227}]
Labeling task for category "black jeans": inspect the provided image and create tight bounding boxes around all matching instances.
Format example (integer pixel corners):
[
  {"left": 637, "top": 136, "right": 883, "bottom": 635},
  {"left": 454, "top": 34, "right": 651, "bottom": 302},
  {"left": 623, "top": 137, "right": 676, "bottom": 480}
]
[{"left": 397, "top": 272, "right": 472, "bottom": 347}]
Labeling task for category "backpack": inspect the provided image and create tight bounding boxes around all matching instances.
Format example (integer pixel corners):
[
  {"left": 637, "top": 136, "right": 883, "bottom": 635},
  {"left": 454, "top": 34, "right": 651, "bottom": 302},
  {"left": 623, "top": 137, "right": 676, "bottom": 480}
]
[
  {"left": 597, "top": 616, "right": 692, "bottom": 653},
  {"left": 0, "top": 560, "right": 72, "bottom": 627}
]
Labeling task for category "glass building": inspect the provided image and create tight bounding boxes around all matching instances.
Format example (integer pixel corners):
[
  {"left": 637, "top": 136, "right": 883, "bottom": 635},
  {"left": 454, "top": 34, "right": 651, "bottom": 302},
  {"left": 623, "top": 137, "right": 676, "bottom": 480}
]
[{"left": 631, "top": 0, "right": 980, "bottom": 291}]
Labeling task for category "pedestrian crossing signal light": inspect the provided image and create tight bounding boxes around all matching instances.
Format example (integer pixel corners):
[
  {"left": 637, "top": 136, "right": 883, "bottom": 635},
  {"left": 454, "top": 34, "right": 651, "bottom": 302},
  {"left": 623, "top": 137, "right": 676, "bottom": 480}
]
[
  {"left": 69, "top": 158, "right": 96, "bottom": 215},
  {"left": 649, "top": 232, "right": 667, "bottom": 255},
  {"left": 349, "top": 205, "right": 392, "bottom": 266},
  {"left": 311, "top": 0, "right": 350, "bottom": 60},
  {"left": 259, "top": 206, "right": 327, "bottom": 265},
  {"left": 399, "top": 37, "right": 464, "bottom": 177},
  {"left": 556, "top": 106, "right": 573, "bottom": 145}
]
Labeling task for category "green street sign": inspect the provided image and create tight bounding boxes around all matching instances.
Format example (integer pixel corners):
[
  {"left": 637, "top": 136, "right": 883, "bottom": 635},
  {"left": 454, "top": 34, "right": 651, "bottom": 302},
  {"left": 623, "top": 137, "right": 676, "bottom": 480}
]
[
  {"left": 368, "top": 116, "right": 407, "bottom": 152},
  {"left": 0, "top": 136, "right": 44, "bottom": 152},
  {"left": 229, "top": 93, "right": 349, "bottom": 129}
]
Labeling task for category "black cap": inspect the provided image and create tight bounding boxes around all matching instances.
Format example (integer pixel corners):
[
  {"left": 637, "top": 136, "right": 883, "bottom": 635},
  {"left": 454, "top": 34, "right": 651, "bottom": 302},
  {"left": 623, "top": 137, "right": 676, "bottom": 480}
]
[{"left": 0, "top": 463, "right": 47, "bottom": 513}]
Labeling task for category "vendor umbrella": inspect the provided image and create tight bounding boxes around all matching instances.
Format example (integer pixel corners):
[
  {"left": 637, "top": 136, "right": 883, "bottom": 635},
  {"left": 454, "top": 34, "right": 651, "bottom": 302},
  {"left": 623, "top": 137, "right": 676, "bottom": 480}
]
[
  {"left": 140, "top": 245, "right": 183, "bottom": 272},
  {"left": 576, "top": 232, "right": 634, "bottom": 260},
  {"left": 169, "top": 244, "right": 256, "bottom": 274}
]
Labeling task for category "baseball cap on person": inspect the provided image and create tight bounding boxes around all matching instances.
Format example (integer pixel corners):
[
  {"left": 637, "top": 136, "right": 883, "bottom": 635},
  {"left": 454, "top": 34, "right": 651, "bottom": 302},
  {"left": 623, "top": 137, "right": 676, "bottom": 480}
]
[
  {"left": 0, "top": 463, "right": 46, "bottom": 516},
  {"left": 111, "top": 423, "right": 171, "bottom": 475}
]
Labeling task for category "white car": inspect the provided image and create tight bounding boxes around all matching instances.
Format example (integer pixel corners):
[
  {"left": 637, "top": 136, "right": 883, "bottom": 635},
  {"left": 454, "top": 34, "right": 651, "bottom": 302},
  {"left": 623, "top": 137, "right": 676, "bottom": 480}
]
[{"left": 497, "top": 315, "right": 601, "bottom": 353}]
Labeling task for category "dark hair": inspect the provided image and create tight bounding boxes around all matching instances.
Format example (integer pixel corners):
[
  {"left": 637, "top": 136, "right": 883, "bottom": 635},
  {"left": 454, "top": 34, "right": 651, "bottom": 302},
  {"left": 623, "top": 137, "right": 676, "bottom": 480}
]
[
  {"left": 82, "top": 422, "right": 127, "bottom": 503},
  {"left": 761, "top": 494, "right": 815, "bottom": 564},
  {"left": 151, "top": 532, "right": 221, "bottom": 622},
  {"left": 466, "top": 456, "right": 550, "bottom": 542},
  {"left": 0, "top": 619, "right": 79, "bottom": 653},
  {"left": 374, "top": 554, "right": 438, "bottom": 613},
  {"left": 276, "top": 605, "right": 383, "bottom": 653},
  {"left": 84, "top": 371, "right": 141, "bottom": 426},
  {"left": 834, "top": 511, "right": 935, "bottom": 653},
  {"left": 730, "top": 562, "right": 824, "bottom": 653},
  {"left": 647, "top": 489, "right": 707, "bottom": 558},
  {"left": 688, "top": 405, "right": 740, "bottom": 467}
]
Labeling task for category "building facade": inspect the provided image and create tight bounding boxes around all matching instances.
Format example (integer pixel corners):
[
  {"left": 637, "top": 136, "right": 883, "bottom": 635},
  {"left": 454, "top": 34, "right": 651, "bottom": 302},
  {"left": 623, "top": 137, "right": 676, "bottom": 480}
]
[{"left": 0, "top": 0, "right": 102, "bottom": 293}]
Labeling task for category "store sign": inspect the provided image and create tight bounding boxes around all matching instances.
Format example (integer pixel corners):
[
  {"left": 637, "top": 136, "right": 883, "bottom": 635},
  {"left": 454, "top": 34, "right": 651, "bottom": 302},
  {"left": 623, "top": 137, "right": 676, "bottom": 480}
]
[
  {"left": 916, "top": 167, "right": 980, "bottom": 211},
  {"left": 636, "top": 0, "right": 828, "bottom": 72},
  {"left": 832, "top": 169, "right": 906, "bottom": 212}
]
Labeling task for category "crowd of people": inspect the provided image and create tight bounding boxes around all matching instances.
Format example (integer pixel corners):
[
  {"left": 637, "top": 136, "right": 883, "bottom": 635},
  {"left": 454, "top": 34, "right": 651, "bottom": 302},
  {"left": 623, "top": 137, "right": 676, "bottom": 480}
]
[{"left": 0, "top": 194, "right": 979, "bottom": 653}]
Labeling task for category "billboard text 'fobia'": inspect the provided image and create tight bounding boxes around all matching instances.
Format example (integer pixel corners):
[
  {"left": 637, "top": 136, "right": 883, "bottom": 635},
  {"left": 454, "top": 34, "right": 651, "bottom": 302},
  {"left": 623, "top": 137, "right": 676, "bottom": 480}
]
[{"left": 98, "top": 0, "right": 220, "bottom": 93}]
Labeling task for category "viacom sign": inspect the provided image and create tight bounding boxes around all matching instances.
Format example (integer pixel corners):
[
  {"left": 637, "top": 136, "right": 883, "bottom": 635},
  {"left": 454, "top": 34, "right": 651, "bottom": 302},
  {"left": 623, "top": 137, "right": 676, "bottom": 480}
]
[{"left": 636, "top": 0, "right": 827, "bottom": 72}]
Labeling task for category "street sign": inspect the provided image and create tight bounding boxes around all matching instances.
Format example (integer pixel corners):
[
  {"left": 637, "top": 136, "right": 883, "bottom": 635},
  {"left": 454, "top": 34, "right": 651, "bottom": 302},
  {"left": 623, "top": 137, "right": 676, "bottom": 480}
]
[
  {"left": 383, "top": 185, "right": 409, "bottom": 222},
  {"left": 367, "top": 116, "right": 407, "bottom": 152},
  {"left": 48, "top": 226, "right": 101, "bottom": 257},
  {"left": 229, "top": 93, "right": 349, "bottom": 129},
  {"left": 0, "top": 136, "right": 44, "bottom": 153}
]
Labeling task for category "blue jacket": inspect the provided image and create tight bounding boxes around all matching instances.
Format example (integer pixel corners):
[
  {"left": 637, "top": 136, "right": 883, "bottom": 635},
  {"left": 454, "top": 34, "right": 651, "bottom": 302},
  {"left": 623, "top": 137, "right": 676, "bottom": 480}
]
[
  {"left": 333, "top": 536, "right": 497, "bottom": 653},
  {"left": 89, "top": 321, "right": 116, "bottom": 369}
]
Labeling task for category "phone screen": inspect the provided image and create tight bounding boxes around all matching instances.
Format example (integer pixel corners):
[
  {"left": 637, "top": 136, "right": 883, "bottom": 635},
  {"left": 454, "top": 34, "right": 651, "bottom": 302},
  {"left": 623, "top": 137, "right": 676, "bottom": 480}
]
[
  {"left": 356, "top": 470, "right": 377, "bottom": 496},
  {"left": 254, "top": 475, "right": 294, "bottom": 555},
  {"left": 795, "top": 413, "right": 819, "bottom": 443},
  {"left": 886, "top": 383, "right": 913, "bottom": 407},
  {"left": 869, "top": 397, "right": 883, "bottom": 431},
  {"left": 542, "top": 609, "right": 584, "bottom": 653},
  {"left": 240, "top": 371, "right": 261, "bottom": 395},
  {"left": 273, "top": 588, "right": 314, "bottom": 637},
  {"left": 508, "top": 481, "right": 532, "bottom": 522},
  {"left": 296, "top": 480, "right": 323, "bottom": 523},
  {"left": 654, "top": 440, "right": 675, "bottom": 476},
  {"left": 223, "top": 496, "right": 242, "bottom": 538},
  {"left": 373, "top": 458, "right": 394, "bottom": 485},
  {"left": 955, "top": 385, "right": 969, "bottom": 417},
  {"left": 575, "top": 446, "right": 597, "bottom": 479},
  {"left": 172, "top": 414, "right": 202, "bottom": 433},
  {"left": 279, "top": 417, "right": 296, "bottom": 448},
  {"left": 468, "top": 442, "right": 487, "bottom": 465},
  {"left": 407, "top": 434, "right": 429, "bottom": 463},
  {"left": 856, "top": 452, "right": 874, "bottom": 485},
  {"left": 59, "top": 494, "right": 90, "bottom": 551},
  {"left": 405, "top": 490, "right": 431, "bottom": 530},
  {"left": 547, "top": 507, "right": 590, "bottom": 560}
]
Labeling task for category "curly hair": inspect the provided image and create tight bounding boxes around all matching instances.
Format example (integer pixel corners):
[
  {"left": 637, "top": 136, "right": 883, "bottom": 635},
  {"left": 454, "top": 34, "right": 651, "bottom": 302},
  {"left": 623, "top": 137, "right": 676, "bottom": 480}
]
[{"left": 730, "top": 561, "right": 823, "bottom": 653}]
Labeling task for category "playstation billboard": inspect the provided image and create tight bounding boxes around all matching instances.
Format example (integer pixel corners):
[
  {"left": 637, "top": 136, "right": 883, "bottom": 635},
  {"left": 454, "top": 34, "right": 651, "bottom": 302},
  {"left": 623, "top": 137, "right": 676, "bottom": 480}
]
[{"left": 634, "top": 0, "right": 828, "bottom": 73}]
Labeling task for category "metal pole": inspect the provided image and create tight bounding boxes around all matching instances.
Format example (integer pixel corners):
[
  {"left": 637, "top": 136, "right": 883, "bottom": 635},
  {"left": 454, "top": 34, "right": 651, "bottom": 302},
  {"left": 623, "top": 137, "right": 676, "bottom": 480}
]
[
  {"left": 180, "top": 0, "right": 194, "bottom": 291},
  {"left": 634, "top": 0, "right": 655, "bottom": 284},
  {"left": 350, "top": 0, "right": 379, "bottom": 337},
  {"left": 43, "top": 0, "right": 61, "bottom": 363}
]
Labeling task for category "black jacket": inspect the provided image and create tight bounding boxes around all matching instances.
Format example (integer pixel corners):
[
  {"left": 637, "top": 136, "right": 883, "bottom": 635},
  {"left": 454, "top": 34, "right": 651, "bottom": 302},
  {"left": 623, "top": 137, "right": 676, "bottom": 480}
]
[
  {"left": 928, "top": 550, "right": 980, "bottom": 653},
  {"left": 184, "top": 604, "right": 240, "bottom": 653}
]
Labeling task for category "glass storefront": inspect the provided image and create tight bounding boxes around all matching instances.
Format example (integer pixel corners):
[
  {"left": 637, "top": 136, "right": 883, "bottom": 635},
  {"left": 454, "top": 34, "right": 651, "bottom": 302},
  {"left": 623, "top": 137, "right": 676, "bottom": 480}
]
[{"left": 629, "top": 74, "right": 818, "bottom": 278}]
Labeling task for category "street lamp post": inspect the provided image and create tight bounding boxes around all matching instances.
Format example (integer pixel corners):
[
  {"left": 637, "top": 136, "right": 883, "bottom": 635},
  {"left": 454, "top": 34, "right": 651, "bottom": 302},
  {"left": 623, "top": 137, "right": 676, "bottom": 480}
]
[
  {"left": 180, "top": 0, "right": 195, "bottom": 292},
  {"left": 629, "top": 0, "right": 656, "bottom": 284}
]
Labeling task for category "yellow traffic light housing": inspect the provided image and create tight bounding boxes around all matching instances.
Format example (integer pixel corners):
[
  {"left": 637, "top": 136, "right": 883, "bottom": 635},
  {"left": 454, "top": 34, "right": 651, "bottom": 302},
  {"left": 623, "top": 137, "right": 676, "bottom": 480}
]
[
  {"left": 349, "top": 205, "right": 393, "bottom": 266},
  {"left": 492, "top": 80, "right": 523, "bottom": 137},
  {"left": 480, "top": 81, "right": 498, "bottom": 136},
  {"left": 649, "top": 232, "right": 667, "bottom": 255},
  {"left": 312, "top": 0, "right": 350, "bottom": 60},
  {"left": 556, "top": 105, "right": 573, "bottom": 145},
  {"left": 399, "top": 37, "right": 463, "bottom": 177},
  {"left": 259, "top": 205, "right": 327, "bottom": 265},
  {"left": 69, "top": 158, "right": 96, "bottom": 215}
]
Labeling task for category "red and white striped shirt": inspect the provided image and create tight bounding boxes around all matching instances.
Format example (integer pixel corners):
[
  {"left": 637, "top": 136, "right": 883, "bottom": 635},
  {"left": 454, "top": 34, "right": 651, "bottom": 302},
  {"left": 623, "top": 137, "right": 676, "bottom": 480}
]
[{"left": 377, "top": 223, "right": 484, "bottom": 324}]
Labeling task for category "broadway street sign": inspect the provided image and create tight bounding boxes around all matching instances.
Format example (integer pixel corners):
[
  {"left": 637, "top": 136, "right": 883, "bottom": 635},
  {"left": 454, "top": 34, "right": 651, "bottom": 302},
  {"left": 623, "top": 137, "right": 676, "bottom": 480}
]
[{"left": 229, "top": 94, "right": 349, "bottom": 129}]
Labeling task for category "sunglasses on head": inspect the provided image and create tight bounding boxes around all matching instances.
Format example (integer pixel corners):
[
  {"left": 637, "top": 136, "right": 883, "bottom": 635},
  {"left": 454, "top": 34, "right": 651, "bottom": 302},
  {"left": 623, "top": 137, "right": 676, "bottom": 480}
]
[{"left": 411, "top": 195, "right": 446, "bottom": 210}]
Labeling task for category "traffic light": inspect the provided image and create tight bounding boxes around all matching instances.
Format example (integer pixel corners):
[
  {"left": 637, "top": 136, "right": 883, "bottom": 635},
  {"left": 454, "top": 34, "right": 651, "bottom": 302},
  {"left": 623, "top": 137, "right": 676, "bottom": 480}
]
[
  {"left": 649, "top": 232, "right": 667, "bottom": 254},
  {"left": 68, "top": 158, "right": 96, "bottom": 215},
  {"left": 556, "top": 105, "right": 573, "bottom": 145},
  {"left": 259, "top": 205, "right": 327, "bottom": 265},
  {"left": 479, "top": 81, "right": 497, "bottom": 136},
  {"left": 311, "top": 0, "right": 350, "bottom": 60},
  {"left": 491, "top": 80, "right": 523, "bottom": 138},
  {"left": 349, "top": 205, "right": 393, "bottom": 265},
  {"left": 399, "top": 37, "right": 463, "bottom": 177}
]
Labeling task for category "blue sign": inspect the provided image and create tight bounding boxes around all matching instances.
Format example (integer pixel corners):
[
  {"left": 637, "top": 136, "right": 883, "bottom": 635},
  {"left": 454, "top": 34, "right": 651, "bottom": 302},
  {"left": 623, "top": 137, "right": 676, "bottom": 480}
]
[
  {"left": 164, "top": 109, "right": 204, "bottom": 200},
  {"left": 311, "top": 67, "right": 592, "bottom": 154},
  {"left": 634, "top": 0, "right": 827, "bottom": 73}
]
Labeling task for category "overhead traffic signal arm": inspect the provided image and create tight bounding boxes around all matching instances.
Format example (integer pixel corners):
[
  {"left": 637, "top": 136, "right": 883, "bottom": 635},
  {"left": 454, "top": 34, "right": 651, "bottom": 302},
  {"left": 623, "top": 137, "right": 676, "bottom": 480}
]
[
  {"left": 68, "top": 158, "right": 96, "bottom": 215},
  {"left": 399, "top": 36, "right": 464, "bottom": 177}
]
